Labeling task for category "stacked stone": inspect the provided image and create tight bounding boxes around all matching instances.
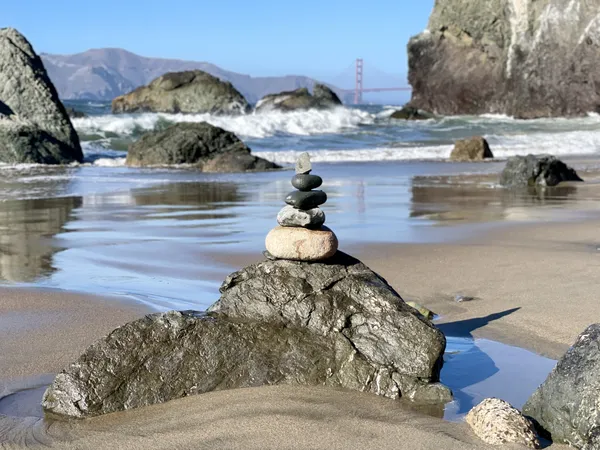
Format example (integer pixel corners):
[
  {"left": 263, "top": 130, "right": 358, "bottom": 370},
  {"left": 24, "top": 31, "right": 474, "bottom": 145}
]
[{"left": 265, "top": 153, "right": 338, "bottom": 261}]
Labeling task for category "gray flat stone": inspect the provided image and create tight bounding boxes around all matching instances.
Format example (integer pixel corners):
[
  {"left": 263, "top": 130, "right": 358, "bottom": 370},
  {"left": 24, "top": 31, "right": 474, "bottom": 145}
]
[
  {"left": 277, "top": 205, "right": 325, "bottom": 228},
  {"left": 296, "top": 152, "right": 312, "bottom": 174},
  {"left": 285, "top": 190, "right": 326, "bottom": 210},
  {"left": 291, "top": 174, "right": 322, "bottom": 191}
]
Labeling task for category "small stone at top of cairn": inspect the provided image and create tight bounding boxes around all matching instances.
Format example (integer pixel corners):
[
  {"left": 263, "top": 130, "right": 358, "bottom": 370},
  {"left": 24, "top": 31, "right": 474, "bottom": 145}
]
[
  {"left": 296, "top": 152, "right": 312, "bottom": 174},
  {"left": 265, "top": 153, "right": 338, "bottom": 262}
]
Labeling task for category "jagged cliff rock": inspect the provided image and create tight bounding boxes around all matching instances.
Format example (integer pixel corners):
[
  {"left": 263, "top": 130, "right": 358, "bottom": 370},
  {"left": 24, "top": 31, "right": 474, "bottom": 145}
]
[
  {"left": 0, "top": 28, "right": 82, "bottom": 164},
  {"left": 408, "top": 0, "right": 600, "bottom": 118}
]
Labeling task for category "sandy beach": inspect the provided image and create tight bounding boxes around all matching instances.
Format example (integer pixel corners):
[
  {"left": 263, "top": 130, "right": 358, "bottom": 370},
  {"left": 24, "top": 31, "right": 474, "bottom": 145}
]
[{"left": 2, "top": 214, "right": 594, "bottom": 448}]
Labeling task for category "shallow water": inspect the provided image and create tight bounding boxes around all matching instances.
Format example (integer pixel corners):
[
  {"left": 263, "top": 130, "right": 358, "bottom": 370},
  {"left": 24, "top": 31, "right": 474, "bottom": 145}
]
[
  {"left": 2, "top": 161, "right": 600, "bottom": 308},
  {"left": 442, "top": 337, "right": 556, "bottom": 421},
  {"left": 0, "top": 101, "right": 598, "bottom": 305}
]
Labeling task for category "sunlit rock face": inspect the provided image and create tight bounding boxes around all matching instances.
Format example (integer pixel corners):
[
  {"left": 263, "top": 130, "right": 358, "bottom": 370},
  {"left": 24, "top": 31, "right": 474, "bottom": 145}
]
[{"left": 408, "top": 0, "right": 600, "bottom": 118}]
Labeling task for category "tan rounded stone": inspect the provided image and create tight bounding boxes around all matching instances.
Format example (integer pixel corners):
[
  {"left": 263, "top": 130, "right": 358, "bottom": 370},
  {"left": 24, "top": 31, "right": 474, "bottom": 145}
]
[
  {"left": 450, "top": 136, "right": 494, "bottom": 162},
  {"left": 265, "top": 226, "right": 338, "bottom": 262},
  {"left": 466, "top": 398, "right": 540, "bottom": 449}
]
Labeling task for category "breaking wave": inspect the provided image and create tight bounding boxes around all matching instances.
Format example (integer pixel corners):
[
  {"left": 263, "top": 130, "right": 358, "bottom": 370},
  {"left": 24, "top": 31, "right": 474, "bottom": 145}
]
[{"left": 72, "top": 107, "right": 375, "bottom": 140}]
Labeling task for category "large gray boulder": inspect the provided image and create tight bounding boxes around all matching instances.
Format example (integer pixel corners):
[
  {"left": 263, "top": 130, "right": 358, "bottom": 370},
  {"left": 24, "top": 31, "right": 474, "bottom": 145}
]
[
  {"left": 255, "top": 83, "right": 342, "bottom": 113},
  {"left": 523, "top": 324, "right": 600, "bottom": 448},
  {"left": 112, "top": 70, "right": 250, "bottom": 115},
  {"left": 42, "top": 252, "right": 450, "bottom": 419},
  {"left": 408, "top": 1, "right": 600, "bottom": 118},
  {"left": 0, "top": 28, "right": 82, "bottom": 164},
  {"left": 500, "top": 155, "right": 583, "bottom": 187},
  {"left": 126, "top": 122, "right": 280, "bottom": 172}
]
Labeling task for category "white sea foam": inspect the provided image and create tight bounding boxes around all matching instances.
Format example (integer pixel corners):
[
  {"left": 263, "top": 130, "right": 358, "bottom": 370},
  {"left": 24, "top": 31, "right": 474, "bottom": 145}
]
[
  {"left": 256, "top": 129, "right": 600, "bottom": 164},
  {"left": 255, "top": 146, "right": 453, "bottom": 164},
  {"left": 72, "top": 107, "right": 375, "bottom": 139},
  {"left": 92, "top": 157, "right": 127, "bottom": 167}
]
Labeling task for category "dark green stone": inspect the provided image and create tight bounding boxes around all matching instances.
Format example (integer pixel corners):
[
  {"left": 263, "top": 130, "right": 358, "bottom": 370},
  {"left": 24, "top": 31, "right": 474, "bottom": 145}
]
[
  {"left": 291, "top": 174, "right": 322, "bottom": 191},
  {"left": 285, "top": 190, "right": 327, "bottom": 209}
]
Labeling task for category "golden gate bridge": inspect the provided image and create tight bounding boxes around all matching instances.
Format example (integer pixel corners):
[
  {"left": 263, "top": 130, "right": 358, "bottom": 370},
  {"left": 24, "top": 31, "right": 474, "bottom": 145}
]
[{"left": 337, "top": 58, "right": 411, "bottom": 104}]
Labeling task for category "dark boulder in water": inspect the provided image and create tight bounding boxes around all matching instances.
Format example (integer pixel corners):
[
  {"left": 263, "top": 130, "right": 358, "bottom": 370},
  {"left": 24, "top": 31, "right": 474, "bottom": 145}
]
[
  {"left": 0, "top": 28, "right": 82, "bottom": 164},
  {"left": 126, "top": 122, "right": 280, "bottom": 172},
  {"left": 390, "top": 106, "right": 432, "bottom": 121},
  {"left": 523, "top": 324, "right": 600, "bottom": 448},
  {"left": 407, "top": 0, "right": 600, "bottom": 118},
  {"left": 42, "top": 252, "right": 450, "bottom": 419},
  {"left": 500, "top": 155, "right": 583, "bottom": 187},
  {"left": 255, "top": 83, "right": 342, "bottom": 112},
  {"left": 112, "top": 70, "right": 250, "bottom": 115},
  {"left": 65, "top": 107, "right": 86, "bottom": 118}
]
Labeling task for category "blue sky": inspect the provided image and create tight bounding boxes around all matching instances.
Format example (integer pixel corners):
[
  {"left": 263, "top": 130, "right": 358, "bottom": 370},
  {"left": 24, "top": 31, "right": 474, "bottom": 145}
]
[{"left": 4, "top": 0, "right": 434, "bottom": 83}]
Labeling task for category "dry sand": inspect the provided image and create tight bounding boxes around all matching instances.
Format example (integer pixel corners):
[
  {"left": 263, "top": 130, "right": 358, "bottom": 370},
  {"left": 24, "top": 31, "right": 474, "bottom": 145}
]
[
  {"left": 3, "top": 216, "right": 594, "bottom": 448},
  {"left": 355, "top": 218, "right": 600, "bottom": 360}
]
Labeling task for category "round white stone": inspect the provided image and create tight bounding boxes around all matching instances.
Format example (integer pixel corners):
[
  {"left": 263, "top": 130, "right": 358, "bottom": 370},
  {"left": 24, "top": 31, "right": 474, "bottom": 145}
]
[{"left": 265, "top": 226, "right": 338, "bottom": 261}]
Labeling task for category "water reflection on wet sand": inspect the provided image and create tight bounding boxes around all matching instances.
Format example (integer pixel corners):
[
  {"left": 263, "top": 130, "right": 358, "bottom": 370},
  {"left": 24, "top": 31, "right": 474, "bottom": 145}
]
[{"left": 1, "top": 162, "right": 600, "bottom": 310}]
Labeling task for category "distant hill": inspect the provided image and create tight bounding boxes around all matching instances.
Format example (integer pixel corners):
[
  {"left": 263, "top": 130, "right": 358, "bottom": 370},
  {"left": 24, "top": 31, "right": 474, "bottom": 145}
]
[{"left": 41, "top": 48, "right": 345, "bottom": 104}]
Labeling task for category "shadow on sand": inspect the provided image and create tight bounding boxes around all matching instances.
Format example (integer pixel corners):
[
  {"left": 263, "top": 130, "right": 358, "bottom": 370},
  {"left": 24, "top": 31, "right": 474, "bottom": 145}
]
[
  {"left": 437, "top": 308, "right": 555, "bottom": 425},
  {"left": 437, "top": 308, "right": 521, "bottom": 338}
]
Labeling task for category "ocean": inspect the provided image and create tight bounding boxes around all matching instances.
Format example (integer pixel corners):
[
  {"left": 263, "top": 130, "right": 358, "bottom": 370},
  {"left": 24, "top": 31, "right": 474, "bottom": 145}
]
[{"left": 1, "top": 100, "right": 599, "bottom": 310}]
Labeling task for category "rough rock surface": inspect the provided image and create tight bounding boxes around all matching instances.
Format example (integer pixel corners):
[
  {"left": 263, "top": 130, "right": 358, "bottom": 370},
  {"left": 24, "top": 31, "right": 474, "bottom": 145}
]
[
  {"left": 210, "top": 252, "right": 448, "bottom": 390},
  {"left": 43, "top": 252, "right": 450, "bottom": 418},
  {"left": 126, "top": 122, "right": 280, "bottom": 171},
  {"left": 450, "top": 137, "right": 494, "bottom": 162},
  {"left": 265, "top": 225, "right": 338, "bottom": 261},
  {"left": 523, "top": 324, "right": 600, "bottom": 448},
  {"left": 500, "top": 155, "right": 583, "bottom": 187},
  {"left": 408, "top": 0, "right": 600, "bottom": 118},
  {"left": 277, "top": 205, "right": 325, "bottom": 229},
  {"left": 406, "top": 302, "right": 435, "bottom": 321},
  {"left": 0, "top": 28, "right": 82, "bottom": 164},
  {"left": 112, "top": 70, "right": 250, "bottom": 115},
  {"left": 255, "top": 84, "right": 342, "bottom": 112},
  {"left": 466, "top": 398, "right": 540, "bottom": 448}
]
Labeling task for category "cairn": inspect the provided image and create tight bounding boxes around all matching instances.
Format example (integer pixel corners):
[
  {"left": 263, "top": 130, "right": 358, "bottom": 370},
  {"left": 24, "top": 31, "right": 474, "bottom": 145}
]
[{"left": 265, "top": 153, "right": 338, "bottom": 261}]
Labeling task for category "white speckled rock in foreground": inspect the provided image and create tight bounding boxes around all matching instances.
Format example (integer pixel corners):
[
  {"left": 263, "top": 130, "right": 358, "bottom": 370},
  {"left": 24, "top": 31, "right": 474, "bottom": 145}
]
[
  {"left": 265, "top": 225, "right": 338, "bottom": 261},
  {"left": 466, "top": 398, "right": 540, "bottom": 449}
]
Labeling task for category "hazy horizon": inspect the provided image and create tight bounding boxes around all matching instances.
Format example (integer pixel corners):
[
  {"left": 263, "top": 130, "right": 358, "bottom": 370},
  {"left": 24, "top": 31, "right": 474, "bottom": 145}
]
[{"left": 4, "top": 0, "right": 434, "bottom": 99}]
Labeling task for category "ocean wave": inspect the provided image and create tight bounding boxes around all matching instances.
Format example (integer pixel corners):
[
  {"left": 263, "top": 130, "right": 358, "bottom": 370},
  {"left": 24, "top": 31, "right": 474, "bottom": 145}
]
[
  {"left": 254, "top": 147, "right": 454, "bottom": 164},
  {"left": 91, "top": 157, "right": 127, "bottom": 167},
  {"left": 72, "top": 107, "right": 375, "bottom": 140},
  {"left": 255, "top": 129, "right": 600, "bottom": 164}
]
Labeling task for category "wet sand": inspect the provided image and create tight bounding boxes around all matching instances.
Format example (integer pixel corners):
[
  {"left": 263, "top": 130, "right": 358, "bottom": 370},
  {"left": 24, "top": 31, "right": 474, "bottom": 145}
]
[
  {"left": 355, "top": 218, "right": 600, "bottom": 360},
  {"left": 0, "top": 288, "right": 148, "bottom": 390},
  {"left": 2, "top": 218, "right": 596, "bottom": 447}
]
